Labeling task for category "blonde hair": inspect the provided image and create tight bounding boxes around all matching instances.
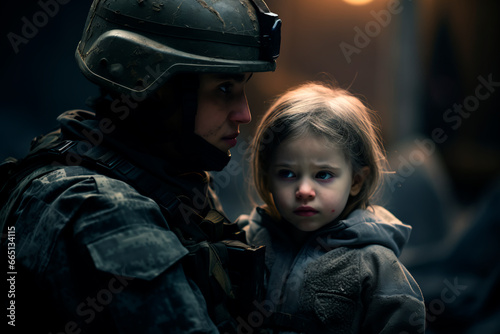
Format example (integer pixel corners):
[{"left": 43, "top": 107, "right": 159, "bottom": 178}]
[{"left": 250, "top": 82, "right": 388, "bottom": 220}]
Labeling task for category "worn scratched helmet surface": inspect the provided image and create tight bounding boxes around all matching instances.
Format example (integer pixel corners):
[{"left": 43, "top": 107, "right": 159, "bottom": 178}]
[{"left": 76, "top": 0, "right": 281, "bottom": 97}]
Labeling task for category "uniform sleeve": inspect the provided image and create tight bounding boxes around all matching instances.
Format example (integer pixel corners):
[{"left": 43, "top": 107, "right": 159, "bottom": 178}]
[
  {"left": 75, "top": 174, "right": 221, "bottom": 333},
  {"left": 359, "top": 245, "right": 426, "bottom": 334},
  {"left": 14, "top": 168, "right": 219, "bottom": 333}
]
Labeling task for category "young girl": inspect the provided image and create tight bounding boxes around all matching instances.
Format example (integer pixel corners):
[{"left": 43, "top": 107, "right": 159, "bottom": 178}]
[{"left": 238, "top": 82, "right": 425, "bottom": 333}]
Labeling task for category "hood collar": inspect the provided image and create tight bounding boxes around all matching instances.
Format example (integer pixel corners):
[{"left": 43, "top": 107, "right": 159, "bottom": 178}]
[{"left": 245, "top": 205, "right": 412, "bottom": 257}]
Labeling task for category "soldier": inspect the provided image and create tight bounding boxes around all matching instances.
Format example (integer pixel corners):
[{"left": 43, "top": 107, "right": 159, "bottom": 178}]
[{"left": 1, "top": 0, "right": 281, "bottom": 333}]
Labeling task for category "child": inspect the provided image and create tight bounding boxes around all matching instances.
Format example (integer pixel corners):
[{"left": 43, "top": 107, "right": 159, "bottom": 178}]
[{"left": 237, "top": 82, "right": 425, "bottom": 333}]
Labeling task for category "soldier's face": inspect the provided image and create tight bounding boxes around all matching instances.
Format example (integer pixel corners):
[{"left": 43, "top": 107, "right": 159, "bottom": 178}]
[{"left": 194, "top": 73, "right": 253, "bottom": 153}]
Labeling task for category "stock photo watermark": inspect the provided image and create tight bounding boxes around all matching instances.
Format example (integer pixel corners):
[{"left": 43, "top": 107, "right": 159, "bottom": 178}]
[
  {"left": 7, "top": 0, "right": 72, "bottom": 54},
  {"left": 60, "top": 64, "right": 167, "bottom": 167},
  {"left": 388, "top": 73, "right": 500, "bottom": 192},
  {"left": 400, "top": 277, "right": 468, "bottom": 334},
  {"left": 340, "top": 0, "right": 408, "bottom": 64},
  {"left": 5, "top": 226, "right": 17, "bottom": 327},
  {"left": 46, "top": 273, "right": 134, "bottom": 334}
]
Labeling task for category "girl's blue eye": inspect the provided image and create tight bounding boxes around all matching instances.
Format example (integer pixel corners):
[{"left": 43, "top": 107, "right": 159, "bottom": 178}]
[
  {"left": 316, "top": 171, "right": 334, "bottom": 180},
  {"left": 278, "top": 169, "right": 295, "bottom": 179}
]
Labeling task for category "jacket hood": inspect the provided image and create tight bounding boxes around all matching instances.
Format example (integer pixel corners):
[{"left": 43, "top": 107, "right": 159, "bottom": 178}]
[{"left": 238, "top": 205, "right": 411, "bottom": 257}]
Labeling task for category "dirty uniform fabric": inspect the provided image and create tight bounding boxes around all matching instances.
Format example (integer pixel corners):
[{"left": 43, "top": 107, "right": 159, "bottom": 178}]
[
  {"left": 8, "top": 110, "right": 225, "bottom": 333},
  {"left": 237, "top": 206, "right": 426, "bottom": 334}
]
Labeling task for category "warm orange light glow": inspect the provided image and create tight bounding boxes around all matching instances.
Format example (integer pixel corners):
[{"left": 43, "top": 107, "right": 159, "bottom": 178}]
[{"left": 343, "top": 0, "right": 374, "bottom": 6}]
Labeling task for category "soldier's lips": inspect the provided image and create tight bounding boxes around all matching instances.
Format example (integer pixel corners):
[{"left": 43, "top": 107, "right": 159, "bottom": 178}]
[{"left": 222, "top": 133, "right": 239, "bottom": 147}]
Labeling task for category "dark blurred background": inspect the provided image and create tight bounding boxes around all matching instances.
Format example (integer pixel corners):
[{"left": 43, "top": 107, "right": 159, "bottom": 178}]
[{"left": 1, "top": 1, "right": 499, "bottom": 333}]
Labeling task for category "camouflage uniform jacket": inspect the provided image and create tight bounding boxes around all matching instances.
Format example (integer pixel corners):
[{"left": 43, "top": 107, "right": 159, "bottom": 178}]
[{"left": 8, "top": 110, "right": 221, "bottom": 333}]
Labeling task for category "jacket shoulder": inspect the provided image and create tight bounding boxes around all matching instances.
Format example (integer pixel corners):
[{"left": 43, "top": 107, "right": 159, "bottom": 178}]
[
  {"left": 16, "top": 165, "right": 188, "bottom": 280},
  {"left": 357, "top": 244, "right": 422, "bottom": 296}
]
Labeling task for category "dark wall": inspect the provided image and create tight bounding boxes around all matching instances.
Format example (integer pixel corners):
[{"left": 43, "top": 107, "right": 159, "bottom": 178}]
[{"left": 0, "top": 1, "right": 97, "bottom": 158}]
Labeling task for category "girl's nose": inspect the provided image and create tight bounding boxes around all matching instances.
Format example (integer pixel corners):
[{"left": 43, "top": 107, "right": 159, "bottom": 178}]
[{"left": 296, "top": 180, "right": 316, "bottom": 200}]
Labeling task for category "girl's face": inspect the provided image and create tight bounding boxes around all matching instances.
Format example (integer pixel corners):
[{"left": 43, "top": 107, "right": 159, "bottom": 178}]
[{"left": 268, "top": 133, "right": 363, "bottom": 232}]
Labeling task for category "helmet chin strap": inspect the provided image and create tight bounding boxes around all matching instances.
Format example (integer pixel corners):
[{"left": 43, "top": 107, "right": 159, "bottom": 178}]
[{"left": 182, "top": 134, "right": 231, "bottom": 172}]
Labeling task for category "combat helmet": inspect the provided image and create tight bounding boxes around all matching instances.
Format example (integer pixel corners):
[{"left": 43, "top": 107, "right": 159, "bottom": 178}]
[{"left": 76, "top": 0, "right": 281, "bottom": 97}]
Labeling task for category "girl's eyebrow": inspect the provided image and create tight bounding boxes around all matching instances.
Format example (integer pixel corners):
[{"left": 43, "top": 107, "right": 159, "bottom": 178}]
[
  {"left": 314, "top": 162, "right": 342, "bottom": 169},
  {"left": 273, "top": 162, "right": 343, "bottom": 170},
  {"left": 318, "top": 166, "right": 343, "bottom": 174},
  {"left": 272, "top": 163, "right": 294, "bottom": 168},
  {"left": 310, "top": 158, "right": 343, "bottom": 169}
]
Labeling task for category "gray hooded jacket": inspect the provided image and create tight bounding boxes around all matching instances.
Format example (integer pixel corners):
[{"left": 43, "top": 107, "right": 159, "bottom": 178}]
[{"left": 237, "top": 205, "right": 426, "bottom": 334}]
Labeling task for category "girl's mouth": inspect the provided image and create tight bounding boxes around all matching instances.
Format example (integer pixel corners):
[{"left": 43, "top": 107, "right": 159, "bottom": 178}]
[{"left": 293, "top": 206, "right": 319, "bottom": 217}]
